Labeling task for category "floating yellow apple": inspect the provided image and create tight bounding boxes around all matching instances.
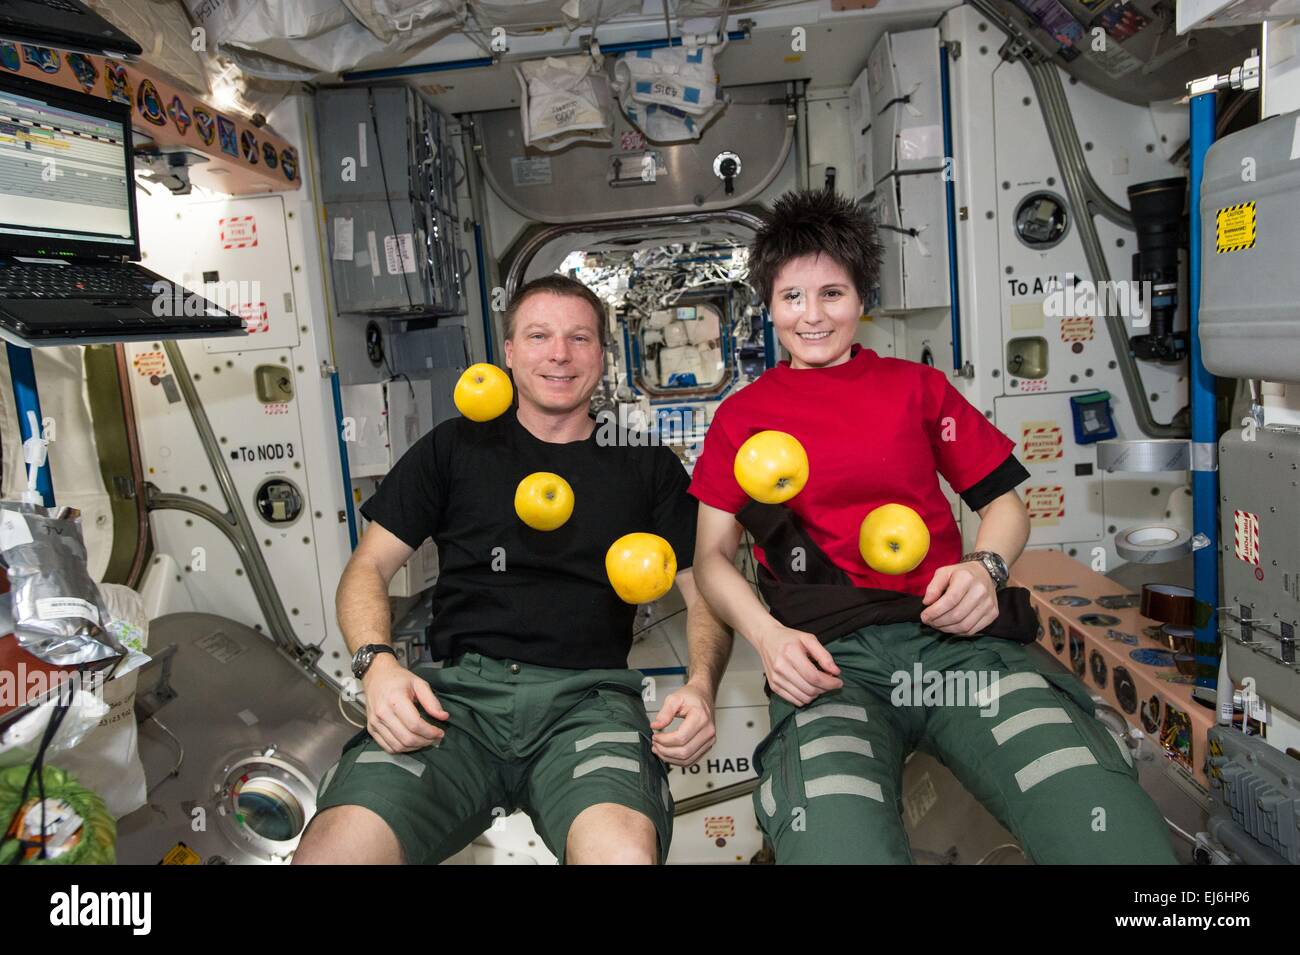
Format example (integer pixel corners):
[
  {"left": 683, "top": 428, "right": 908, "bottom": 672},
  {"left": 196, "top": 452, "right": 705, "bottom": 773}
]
[
  {"left": 454, "top": 363, "right": 512, "bottom": 422},
  {"left": 514, "top": 472, "right": 574, "bottom": 531},
  {"left": 859, "top": 503, "right": 930, "bottom": 575},
  {"left": 605, "top": 532, "right": 677, "bottom": 604},
  {"left": 733, "top": 430, "right": 809, "bottom": 504}
]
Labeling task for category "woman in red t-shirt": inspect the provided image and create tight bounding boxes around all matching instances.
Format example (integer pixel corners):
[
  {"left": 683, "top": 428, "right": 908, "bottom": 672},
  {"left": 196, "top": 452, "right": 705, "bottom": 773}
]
[
  {"left": 691, "top": 191, "right": 1030, "bottom": 706},
  {"left": 689, "top": 190, "right": 1177, "bottom": 864}
]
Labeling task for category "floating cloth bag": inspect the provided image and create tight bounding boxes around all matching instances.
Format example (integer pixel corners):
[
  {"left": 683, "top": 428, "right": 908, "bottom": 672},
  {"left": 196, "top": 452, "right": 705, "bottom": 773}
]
[
  {"left": 619, "top": 98, "right": 728, "bottom": 143},
  {"left": 516, "top": 55, "right": 615, "bottom": 151},
  {"left": 613, "top": 43, "right": 726, "bottom": 142},
  {"left": 614, "top": 43, "right": 720, "bottom": 116}
]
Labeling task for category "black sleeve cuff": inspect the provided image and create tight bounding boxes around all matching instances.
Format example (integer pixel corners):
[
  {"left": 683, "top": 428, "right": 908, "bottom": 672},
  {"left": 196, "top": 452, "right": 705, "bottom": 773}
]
[{"left": 960, "top": 453, "right": 1031, "bottom": 512}]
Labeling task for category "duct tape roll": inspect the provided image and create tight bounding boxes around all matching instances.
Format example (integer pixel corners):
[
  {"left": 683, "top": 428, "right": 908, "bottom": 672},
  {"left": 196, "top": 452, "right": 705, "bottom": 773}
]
[
  {"left": 1115, "top": 524, "right": 1192, "bottom": 564},
  {"left": 1140, "top": 583, "right": 1196, "bottom": 627},
  {"left": 1097, "top": 439, "right": 1190, "bottom": 472}
]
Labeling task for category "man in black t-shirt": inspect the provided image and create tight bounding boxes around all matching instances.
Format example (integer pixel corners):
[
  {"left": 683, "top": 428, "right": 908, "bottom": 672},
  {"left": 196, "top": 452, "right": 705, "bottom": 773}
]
[{"left": 294, "top": 275, "right": 732, "bottom": 865}]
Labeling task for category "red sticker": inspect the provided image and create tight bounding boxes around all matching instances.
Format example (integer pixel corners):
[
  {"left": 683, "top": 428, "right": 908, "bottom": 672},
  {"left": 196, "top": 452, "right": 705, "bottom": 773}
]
[
  {"left": 1233, "top": 509, "right": 1260, "bottom": 565},
  {"left": 238, "top": 302, "right": 269, "bottom": 333},
  {"left": 220, "top": 216, "right": 258, "bottom": 250},
  {"left": 1023, "top": 486, "right": 1065, "bottom": 524},
  {"left": 1021, "top": 423, "right": 1064, "bottom": 463},
  {"left": 704, "top": 816, "right": 735, "bottom": 838},
  {"left": 1060, "top": 315, "right": 1094, "bottom": 342},
  {"left": 132, "top": 350, "right": 166, "bottom": 376}
]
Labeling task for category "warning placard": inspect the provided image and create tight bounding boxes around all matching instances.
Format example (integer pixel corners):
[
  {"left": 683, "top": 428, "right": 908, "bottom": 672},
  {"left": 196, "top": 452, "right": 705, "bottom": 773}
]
[
  {"left": 1023, "top": 485, "right": 1064, "bottom": 526},
  {"left": 1060, "top": 315, "right": 1094, "bottom": 342},
  {"left": 1215, "top": 202, "right": 1256, "bottom": 254},
  {"left": 1233, "top": 509, "right": 1259, "bottom": 565},
  {"left": 132, "top": 351, "right": 166, "bottom": 377},
  {"left": 220, "top": 215, "right": 258, "bottom": 250},
  {"left": 704, "top": 816, "right": 735, "bottom": 838},
  {"left": 238, "top": 302, "right": 269, "bottom": 333},
  {"left": 1021, "top": 422, "right": 1064, "bottom": 463}
]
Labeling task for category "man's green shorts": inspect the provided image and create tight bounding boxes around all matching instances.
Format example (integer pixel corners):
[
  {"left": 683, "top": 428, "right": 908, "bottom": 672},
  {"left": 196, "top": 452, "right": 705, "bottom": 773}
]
[{"left": 312, "top": 652, "right": 674, "bottom": 864}]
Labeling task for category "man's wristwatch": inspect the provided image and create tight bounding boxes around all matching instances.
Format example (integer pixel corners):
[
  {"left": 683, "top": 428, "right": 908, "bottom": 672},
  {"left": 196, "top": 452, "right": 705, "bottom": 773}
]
[
  {"left": 351, "top": 644, "right": 397, "bottom": 679},
  {"left": 961, "top": 551, "right": 1009, "bottom": 590}
]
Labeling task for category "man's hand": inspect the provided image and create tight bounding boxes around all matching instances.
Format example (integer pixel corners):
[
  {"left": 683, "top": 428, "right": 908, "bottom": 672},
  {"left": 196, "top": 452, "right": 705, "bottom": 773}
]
[
  {"left": 650, "top": 682, "right": 716, "bottom": 766},
  {"left": 753, "top": 624, "right": 843, "bottom": 707},
  {"left": 361, "top": 655, "right": 449, "bottom": 753},
  {"left": 920, "top": 561, "right": 998, "bottom": 636}
]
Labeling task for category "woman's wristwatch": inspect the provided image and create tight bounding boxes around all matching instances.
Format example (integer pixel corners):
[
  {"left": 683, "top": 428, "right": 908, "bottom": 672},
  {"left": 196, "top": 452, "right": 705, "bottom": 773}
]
[{"left": 960, "top": 551, "right": 1009, "bottom": 590}]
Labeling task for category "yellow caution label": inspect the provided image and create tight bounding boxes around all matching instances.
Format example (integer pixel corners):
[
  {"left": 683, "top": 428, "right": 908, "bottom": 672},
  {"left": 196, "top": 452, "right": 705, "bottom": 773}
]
[
  {"left": 1215, "top": 201, "right": 1256, "bottom": 253},
  {"left": 160, "top": 842, "right": 201, "bottom": 865}
]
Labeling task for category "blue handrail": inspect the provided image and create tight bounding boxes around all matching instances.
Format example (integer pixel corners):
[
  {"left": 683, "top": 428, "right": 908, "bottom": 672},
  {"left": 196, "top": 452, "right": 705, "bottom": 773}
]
[
  {"left": 1188, "top": 90, "right": 1219, "bottom": 693},
  {"left": 6, "top": 342, "right": 54, "bottom": 505},
  {"left": 939, "top": 44, "right": 963, "bottom": 373},
  {"left": 330, "top": 369, "right": 358, "bottom": 550}
]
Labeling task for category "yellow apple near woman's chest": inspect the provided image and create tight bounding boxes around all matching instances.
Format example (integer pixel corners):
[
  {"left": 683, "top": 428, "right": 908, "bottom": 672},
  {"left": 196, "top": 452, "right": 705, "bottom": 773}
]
[
  {"left": 733, "top": 430, "right": 809, "bottom": 504},
  {"left": 859, "top": 503, "right": 930, "bottom": 575}
]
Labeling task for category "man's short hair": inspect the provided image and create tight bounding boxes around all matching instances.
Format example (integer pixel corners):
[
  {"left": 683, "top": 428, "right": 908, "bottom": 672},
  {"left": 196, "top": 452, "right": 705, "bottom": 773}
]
[
  {"left": 748, "top": 189, "right": 884, "bottom": 308},
  {"left": 504, "top": 274, "right": 609, "bottom": 349}
]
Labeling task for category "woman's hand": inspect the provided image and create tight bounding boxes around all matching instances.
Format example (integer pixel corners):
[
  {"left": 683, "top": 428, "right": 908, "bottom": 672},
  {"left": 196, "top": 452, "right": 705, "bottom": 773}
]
[{"left": 919, "top": 561, "right": 999, "bottom": 637}]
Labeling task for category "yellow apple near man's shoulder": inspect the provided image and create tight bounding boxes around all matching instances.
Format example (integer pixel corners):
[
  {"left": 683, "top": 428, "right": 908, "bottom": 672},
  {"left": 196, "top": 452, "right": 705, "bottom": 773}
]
[
  {"left": 514, "top": 472, "right": 574, "bottom": 531},
  {"left": 859, "top": 503, "right": 930, "bottom": 575},
  {"left": 733, "top": 430, "right": 809, "bottom": 504},
  {"left": 605, "top": 532, "right": 677, "bottom": 604},
  {"left": 454, "top": 363, "right": 513, "bottom": 422}
]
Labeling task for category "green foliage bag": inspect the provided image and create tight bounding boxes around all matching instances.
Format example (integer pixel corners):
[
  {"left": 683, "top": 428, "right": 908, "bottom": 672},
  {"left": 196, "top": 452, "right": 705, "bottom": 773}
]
[{"left": 0, "top": 764, "right": 116, "bottom": 864}]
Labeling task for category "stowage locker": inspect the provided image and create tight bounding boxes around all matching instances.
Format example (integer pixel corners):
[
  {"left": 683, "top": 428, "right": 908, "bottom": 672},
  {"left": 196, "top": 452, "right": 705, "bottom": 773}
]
[{"left": 317, "top": 85, "right": 464, "bottom": 316}]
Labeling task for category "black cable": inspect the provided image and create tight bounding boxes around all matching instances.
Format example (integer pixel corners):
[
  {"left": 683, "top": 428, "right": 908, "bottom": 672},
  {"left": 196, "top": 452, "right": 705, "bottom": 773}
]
[
  {"left": 741, "top": 529, "right": 759, "bottom": 588},
  {"left": 878, "top": 94, "right": 911, "bottom": 113},
  {"left": 2, "top": 673, "right": 76, "bottom": 863},
  {"left": 632, "top": 603, "right": 687, "bottom": 638},
  {"left": 34, "top": 740, "right": 47, "bottom": 861},
  {"left": 1216, "top": 89, "right": 1257, "bottom": 136},
  {"left": 384, "top": 367, "right": 415, "bottom": 405},
  {"left": 369, "top": 89, "right": 418, "bottom": 313}
]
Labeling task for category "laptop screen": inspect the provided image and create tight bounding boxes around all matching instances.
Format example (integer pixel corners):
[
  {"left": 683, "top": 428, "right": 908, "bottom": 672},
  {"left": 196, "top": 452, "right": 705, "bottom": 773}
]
[{"left": 0, "top": 77, "right": 137, "bottom": 258}]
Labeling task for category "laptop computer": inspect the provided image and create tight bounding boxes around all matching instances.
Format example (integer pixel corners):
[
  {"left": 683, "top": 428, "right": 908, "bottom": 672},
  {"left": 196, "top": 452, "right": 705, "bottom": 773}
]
[
  {"left": 0, "top": 72, "right": 246, "bottom": 345},
  {"left": 0, "top": 0, "right": 143, "bottom": 57}
]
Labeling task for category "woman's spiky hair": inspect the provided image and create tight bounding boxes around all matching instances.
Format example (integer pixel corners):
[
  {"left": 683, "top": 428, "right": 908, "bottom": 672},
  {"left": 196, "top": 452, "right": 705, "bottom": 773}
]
[{"left": 748, "top": 189, "right": 883, "bottom": 308}]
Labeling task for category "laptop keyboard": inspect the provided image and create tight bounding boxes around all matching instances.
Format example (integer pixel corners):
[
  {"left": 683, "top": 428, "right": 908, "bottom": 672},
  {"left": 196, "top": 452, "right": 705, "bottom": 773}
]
[
  {"left": 0, "top": 262, "right": 164, "bottom": 300},
  {"left": 36, "top": 0, "right": 86, "bottom": 13}
]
